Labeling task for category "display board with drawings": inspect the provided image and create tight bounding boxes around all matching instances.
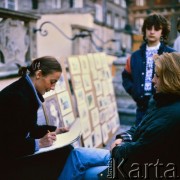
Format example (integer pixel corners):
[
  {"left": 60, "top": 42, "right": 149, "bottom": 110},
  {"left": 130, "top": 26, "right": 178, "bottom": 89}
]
[
  {"left": 89, "top": 53, "right": 120, "bottom": 143},
  {"left": 67, "top": 53, "right": 120, "bottom": 148},
  {"left": 41, "top": 57, "right": 82, "bottom": 148}
]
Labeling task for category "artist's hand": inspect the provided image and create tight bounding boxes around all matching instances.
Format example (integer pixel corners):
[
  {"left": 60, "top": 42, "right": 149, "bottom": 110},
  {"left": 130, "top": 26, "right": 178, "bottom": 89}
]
[
  {"left": 39, "top": 131, "right": 56, "bottom": 148},
  {"left": 110, "top": 138, "right": 123, "bottom": 151},
  {"left": 55, "top": 127, "right": 69, "bottom": 134}
]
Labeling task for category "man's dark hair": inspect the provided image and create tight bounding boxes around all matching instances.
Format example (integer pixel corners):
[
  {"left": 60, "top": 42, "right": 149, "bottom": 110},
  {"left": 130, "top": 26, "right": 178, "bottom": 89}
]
[{"left": 142, "top": 13, "right": 171, "bottom": 44}]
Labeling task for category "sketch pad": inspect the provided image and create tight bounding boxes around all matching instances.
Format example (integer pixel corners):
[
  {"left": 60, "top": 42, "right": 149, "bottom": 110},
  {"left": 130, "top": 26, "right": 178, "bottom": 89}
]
[{"left": 34, "top": 120, "right": 81, "bottom": 155}]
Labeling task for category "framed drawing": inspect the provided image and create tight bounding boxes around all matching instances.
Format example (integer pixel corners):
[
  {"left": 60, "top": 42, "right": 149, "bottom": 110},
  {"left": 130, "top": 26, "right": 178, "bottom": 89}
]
[
  {"left": 101, "top": 123, "right": 109, "bottom": 144},
  {"left": 90, "top": 107, "right": 100, "bottom": 127},
  {"left": 74, "top": 88, "right": 86, "bottom": 106},
  {"left": 87, "top": 53, "right": 96, "bottom": 71},
  {"left": 68, "top": 56, "right": 81, "bottom": 75},
  {"left": 71, "top": 75, "right": 82, "bottom": 90},
  {"left": 92, "top": 69, "right": 98, "bottom": 80},
  {"left": 102, "top": 80, "right": 109, "bottom": 96},
  {"left": 99, "top": 109, "right": 108, "bottom": 124},
  {"left": 63, "top": 112, "right": 75, "bottom": 128},
  {"left": 110, "top": 113, "right": 120, "bottom": 134},
  {"left": 79, "top": 55, "right": 90, "bottom": 74},
  {"left": 78, "top": 103, "right": 91, "bottom": 139},
  {"left": 55, "top": 74, "right": 67, "bottom": 93},
  {"left": 97, "top": 96, "right": 104, "bottom": 110},
  {"left": 83, "top": 135, "right": 93, "bottom": 148},
  {"left": 97, "top": 70, "right": 103, "bottom": 80},
  {"left": 93, "top": 80, "right": 102, "bottom": 96},
  {"left": 93, "top": 53, "right": 102, "bottom": 70},
  {"left": 92, "top": 125, "right": 103, "bottom": 147},
  {"left": 99, "top": 53, "right": 108, "bottom": 68},
  {"left": 86, "top": 92, "right": 95, "bottom": 110},
  {"left": 43, "top": 95, "right": 64, "bottom": 128},
  {"left": 82, "top": 74, "right": 92, "bottom": 91},
  {"left": 57, "top": 91, "right": 72, "bottom": 116}
]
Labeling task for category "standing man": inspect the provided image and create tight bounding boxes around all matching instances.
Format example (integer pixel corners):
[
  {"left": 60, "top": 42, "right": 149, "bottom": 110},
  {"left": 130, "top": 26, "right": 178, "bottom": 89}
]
[{"left": 122, "top": 13, "right": 175, "bottom": 126}]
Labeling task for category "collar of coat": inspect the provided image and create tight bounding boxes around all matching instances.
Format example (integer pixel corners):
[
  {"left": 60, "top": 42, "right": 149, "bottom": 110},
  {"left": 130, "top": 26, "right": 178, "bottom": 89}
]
[{"left": 153, "top": 93, "right": 180, "bottom": 107}]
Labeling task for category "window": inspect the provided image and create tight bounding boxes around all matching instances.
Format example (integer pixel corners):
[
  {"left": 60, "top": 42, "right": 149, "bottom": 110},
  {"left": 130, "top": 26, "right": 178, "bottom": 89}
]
[
  {"left": 114, "top": 15, "right": 119, "bottom": 29},
  {"left": 107, "top": 12, "right": 112, "bottom": 26},
  {"left": 52, "top": 0, "right": 61, "bottom": 8},
  {"left": 95, "top": 4, "right": 103, "bottom": 22},
  {"left": 120, "top": 17, "right": 126, "bottom": 29},
  {"left": 135, "top": 17, "right": 144, "bottom": 32},
  {"left": 120, "top": 0, "right": 126, "bottom": 8},
  {"left": 70, "top": 0, "right": 83, "bottom": 8},
  {"left": 114, "top": 0, "right": 120, "bottom": 4},
  {"left": 4, "top": 0, "right": 17, "bottom": 10},
  {"left": 136, "top": 0, "right": 144, "bottom": 6}
]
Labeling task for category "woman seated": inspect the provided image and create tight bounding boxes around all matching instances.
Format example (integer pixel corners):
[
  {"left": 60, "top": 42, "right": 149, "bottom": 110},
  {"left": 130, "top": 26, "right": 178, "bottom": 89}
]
[{"left": 59, "top": 52, "right": 180, "bottom": 180}]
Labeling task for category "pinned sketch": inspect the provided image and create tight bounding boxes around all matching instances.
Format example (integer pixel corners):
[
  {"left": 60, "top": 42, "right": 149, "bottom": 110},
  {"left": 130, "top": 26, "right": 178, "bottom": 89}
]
[
  {"left": 57, "top": 91, "right": 72, "bottom": 116},
  {"left": 43, "top": 95, "right": 64, "bottom": 128},
  {"left": 86, "top": 92, "right": 95, "bottom": 110},
  {"left": 83, "top": 135, "right": 93, "bottom": 148},
  {"left": 78, "top": 103, "right": 91, "bottom": 139},
  {"left": 68, "top": 56, "right": 81, "bottom": 75},
  {"left": 55, "top": 74, "right": 66, "bottom": 93},
  {"left": 79, "top": 55, "right": 90, "bottom": 74},
  {"left": 92, "top": 125, "right": 103, "bottom": 147},
  {"left": 90, "top": 107, "right": 100, "bottom": 127},
  {"left": 71, "top": 75, "right": 83, "bottom": 89},
  {"left": 94, "top": 80, "right": 102, "bottom": 96},
  {"left": 101, "top": 123, "right": 109, "bottom": 144},
  {"left": 74, "top": 88, "right": 86, "bottom": 106},
  {"left": 93, "top": 53, "right": 102, "bottom": 70},
  {"left": 82, "top": 74, "right": 92, "bottom": 91},
  {"left": 63, "top": 112, "right": 75, "bottom": 128}
]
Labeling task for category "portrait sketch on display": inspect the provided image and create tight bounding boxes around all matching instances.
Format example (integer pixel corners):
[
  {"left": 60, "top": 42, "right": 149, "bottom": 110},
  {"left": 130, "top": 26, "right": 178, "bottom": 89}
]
[
  {"left": 90, "top": 107, "right": 100, "bottom": 127},
  {"left": 68, "top": 56, "right": 81, "bottom": 75},
  {"left": 92, "top": 125, "right": 103, "bottom": 147},
  {"left": 101, "top": 123, "right": 109, "bottom": 144},
  {"left": 79, "top": 55, "right": 90, "bottom": 74},
  {"left": 78, "top": 103, "right": 91, "bottom": 139},
  {"left": 63, "top": 112, "right": 75, "bottom": 128},
  {"left": 86, "top": 92, "right": 95, "bottom": 110},
  {"left": 110, "top": 113, "right": 120, "bottom": 134},
  {"left": 43, "top": 96, "right": 64, "bottom": 128},
  {"left": 93, "top": 80, "right": 102, "bottom": 96},
  {"left": 102, "top": 80, "right": 109, "bottom": 96},
  {"left": 82, "top": 74, "right": 92, "bottom": 92},
  {"left": 83, "top": 135, "right": 93, "bottom": 148},
  {"left": 55, "top": 74, "right": 67, "bottom": 93},
  {"left": 87, "top": 53, "right": 96, "bottom": 71},
  {"left": 93, "top": 53, "right": 102, "bottom": 70},
  {"left": 74, "top": 88, "right": 86, "bottom": 106},
  {"left": 71, "top": 75, "right": 83, "bottom": 90},
  {"left": 57, "top": 91, "right": 72, "bottom": 116}
]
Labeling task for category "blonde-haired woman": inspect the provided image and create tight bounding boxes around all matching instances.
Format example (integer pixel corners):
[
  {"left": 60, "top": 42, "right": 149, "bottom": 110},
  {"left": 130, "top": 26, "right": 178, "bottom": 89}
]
[{"left": 59, "top": 52, "right": 180, "bottom": 180}]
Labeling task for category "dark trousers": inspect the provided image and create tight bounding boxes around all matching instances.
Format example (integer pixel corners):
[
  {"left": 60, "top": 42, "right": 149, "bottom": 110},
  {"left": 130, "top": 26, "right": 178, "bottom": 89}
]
[{"left": 3, "top": 145, "right": 73, "bottom": 180}]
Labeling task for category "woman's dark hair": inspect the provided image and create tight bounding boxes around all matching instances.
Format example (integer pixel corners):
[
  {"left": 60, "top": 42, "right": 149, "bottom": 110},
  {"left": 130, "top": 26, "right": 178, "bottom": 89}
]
[
  {"left": 18, "top": 56, "right": 62, "bottom": 76},
  {"left": 142, "top": 13, "right": 171, "bottom": 44}
]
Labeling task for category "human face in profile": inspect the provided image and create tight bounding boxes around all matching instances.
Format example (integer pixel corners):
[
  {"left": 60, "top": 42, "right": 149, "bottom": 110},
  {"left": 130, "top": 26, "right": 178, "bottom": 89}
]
[
  {"left": 152, "top": 67, "right": 161, "bottom": 93},
  {"left": 35, "top": 71, "right": 61, "bottom": 95}
]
